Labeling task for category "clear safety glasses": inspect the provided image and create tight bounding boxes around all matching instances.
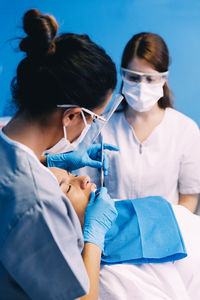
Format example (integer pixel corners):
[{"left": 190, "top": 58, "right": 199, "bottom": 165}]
[
  {"left": 56, "top": 93, "right": 123, "bottom": 148},
  {"left": 57, "top": 105, "right": 106, "bottom": 123},
  {"left": 121, "top": 68, "right": 168, "bottom": 84},
  {"left": 81, "top": 107, "right": 106, "bottom": 123},
  {"left": 78, "top": 93, "right": 123, "bottom": 149}
]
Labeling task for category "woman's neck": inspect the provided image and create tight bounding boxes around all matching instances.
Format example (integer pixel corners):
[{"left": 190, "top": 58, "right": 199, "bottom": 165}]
[
  {"left": 3, "top": 112, "right": 61, "bottom": 160},
  {"left": 125, "top": 103, "right": 166, "bottom": 143},
  {"left": 125, "top": 102, "right": 163, "bottom": 123}
]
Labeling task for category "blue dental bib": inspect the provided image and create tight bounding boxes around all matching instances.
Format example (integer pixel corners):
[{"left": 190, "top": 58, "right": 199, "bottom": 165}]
[{"left": 101, "top": 196, "right": 187, "bottom": 265}]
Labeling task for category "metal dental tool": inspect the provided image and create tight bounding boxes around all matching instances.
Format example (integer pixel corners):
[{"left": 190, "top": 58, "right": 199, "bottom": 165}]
[{"left": 100, "top": 133, "right": 104, "bottom": 187}]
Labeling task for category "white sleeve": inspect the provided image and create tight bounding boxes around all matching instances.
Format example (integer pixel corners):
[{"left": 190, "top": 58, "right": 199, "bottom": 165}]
[{"left": 178, "top": 121, "right": 200, "bottom": 194}]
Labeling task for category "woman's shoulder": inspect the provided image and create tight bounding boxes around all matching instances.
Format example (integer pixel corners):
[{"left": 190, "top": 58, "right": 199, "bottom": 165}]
[
  {"left": 166, "top": 108, "right": 199, "bottom": 128},
  {"left": 165, "top": 108, "right": 199, "bottom": 134},
  {"left": 0, "top": 134, "right": 68, "bottom": 215}
]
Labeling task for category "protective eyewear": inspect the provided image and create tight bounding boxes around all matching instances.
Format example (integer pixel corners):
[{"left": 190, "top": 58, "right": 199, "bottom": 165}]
[
  {"left": 121, "top": 67, "right": 168, "bottom": 84},
  {"left": 57, "top": 104, "right": 106, "bottom": 123},
  {"left": 57, "top": 93, "right": 123, "bottom": 149},
  {"left": 78, "top": 93, "right": 123, "bottom": 149},
  {"left": 81, "top": 107, "right": 106, "bottom": 123}
]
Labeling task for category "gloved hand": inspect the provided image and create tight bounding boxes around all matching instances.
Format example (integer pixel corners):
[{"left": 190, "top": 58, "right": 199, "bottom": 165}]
[
  {"left": 83, "top": 187, "right": 118, "bottom": 250},
  {"left": 46, "top": 143, "right": 119, "bottom": 175}
]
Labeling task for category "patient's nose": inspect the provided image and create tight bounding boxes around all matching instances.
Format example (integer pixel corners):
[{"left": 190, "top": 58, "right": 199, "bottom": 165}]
[{"left": 80, "top": 176, "right": 90, "bottom": 189}]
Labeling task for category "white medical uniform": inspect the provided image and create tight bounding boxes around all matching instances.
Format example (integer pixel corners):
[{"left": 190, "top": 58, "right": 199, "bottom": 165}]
[
  {"left": 99, "top": 205, "right": 200, "bottom": 300},
  {"left": 0, "top": 130, "right": 89, "bottom": 300},
  {"left": 78, "top": 108, "right": 200, "bottom": 204}
]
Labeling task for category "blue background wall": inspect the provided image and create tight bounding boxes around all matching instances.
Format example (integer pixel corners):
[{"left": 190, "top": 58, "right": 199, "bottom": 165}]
[{"left": 0, "top": 0, "right": 200, "bottom": 125}]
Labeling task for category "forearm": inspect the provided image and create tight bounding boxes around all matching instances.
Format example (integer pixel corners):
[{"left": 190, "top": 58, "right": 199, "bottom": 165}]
[
  {"left": 78, "top": 188, "right": 117, "bottom": 299},
  {"left": 79, "top": 242, "right": 101, "bottom": 300},
  {"left": 179, "top": 193, "right": 199, "bottom": 213}
]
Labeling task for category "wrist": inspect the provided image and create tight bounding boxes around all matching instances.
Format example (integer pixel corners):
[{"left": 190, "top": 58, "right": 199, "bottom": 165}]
[
  {"left": 46, "top": 154, "right": 57, "bottom": 168},
  {"left": 83, "top": 222, "right": 106, "bottom": 250},
  {"left": 46, "top": 154, "right": 70, "bottom": 170},
  {"left": 41, "top": 155, "right": 47, "bottom": 167}
]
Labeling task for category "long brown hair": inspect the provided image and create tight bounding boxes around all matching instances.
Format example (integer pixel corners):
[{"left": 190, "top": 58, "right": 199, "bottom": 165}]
[{"left": 120, "top": 32, "right": 173, "bottom": 111}]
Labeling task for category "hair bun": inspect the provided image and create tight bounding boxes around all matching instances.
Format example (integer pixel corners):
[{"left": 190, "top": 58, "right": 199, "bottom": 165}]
[{"left": 20, "top": 9, "right": 58, "bottom": 58}]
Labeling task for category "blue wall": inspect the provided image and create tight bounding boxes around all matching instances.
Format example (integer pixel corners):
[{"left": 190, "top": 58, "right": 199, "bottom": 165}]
[{"left": 0, "top": 0, "right": 200, "bottom": 125}]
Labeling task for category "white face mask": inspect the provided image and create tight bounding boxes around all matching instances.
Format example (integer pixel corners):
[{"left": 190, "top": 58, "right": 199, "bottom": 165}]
[
  {"left": 122, "top": 80, "right": 164, "bottom": 112},
  {"left": 45, "top": 111, "right": 91, "bottom": 154}
]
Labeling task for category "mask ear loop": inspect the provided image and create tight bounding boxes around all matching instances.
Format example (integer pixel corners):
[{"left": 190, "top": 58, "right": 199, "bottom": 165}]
[
  {"left": 63, "top": 126, "right": 67, "bottom": 139},
  {"left": 80, "top": 110, "right": 88, "bottom": 127},
  {"left": 63, "top": 110, "right": 88, "bottom": 141},
  {"left": 63, "top": 109, "right": 71, "bottom": 140}
]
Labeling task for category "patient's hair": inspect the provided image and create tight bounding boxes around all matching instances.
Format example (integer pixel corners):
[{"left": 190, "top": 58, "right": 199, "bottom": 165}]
[
  {"left": 119, "top": 32, "right": 173, "bottom": 111},
  {"left": 11, "top": 9, "right": 116, "bottom": 117}
]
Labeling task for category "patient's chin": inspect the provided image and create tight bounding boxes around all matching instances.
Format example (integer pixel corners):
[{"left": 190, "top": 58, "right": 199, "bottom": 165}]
[{"left": 91, "top": 183, "right": 97, "bottom": 192}]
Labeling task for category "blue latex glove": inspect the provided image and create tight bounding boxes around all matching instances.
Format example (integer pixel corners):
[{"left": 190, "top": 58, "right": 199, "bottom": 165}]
[
  {"left": 46, "top": 143, "right": 119, "bottom": 175},
  {"left": 83, "top": 187, "right": 118, "bottom": 250}
]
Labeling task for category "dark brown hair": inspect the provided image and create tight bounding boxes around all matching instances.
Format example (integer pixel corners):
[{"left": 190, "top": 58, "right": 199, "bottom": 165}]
[
  {"left": 11, "top": 9, "right": 117, "bottom": 117},
  {"left": 120, "top": 32, "right": 173, "bottom": 110}
]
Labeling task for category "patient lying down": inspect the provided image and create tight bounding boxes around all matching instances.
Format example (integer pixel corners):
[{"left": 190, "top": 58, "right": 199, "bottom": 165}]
[{"left": 50, "top": 167, "right": 200, "bottom": 300}]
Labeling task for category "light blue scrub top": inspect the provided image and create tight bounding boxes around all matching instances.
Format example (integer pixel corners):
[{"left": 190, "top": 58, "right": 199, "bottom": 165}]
[{"left": 0, "top": 130, "right": 89, "bottom": 300}]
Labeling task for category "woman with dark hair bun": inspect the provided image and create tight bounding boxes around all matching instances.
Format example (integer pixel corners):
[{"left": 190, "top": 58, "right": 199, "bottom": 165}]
[
  {"left": 81, "top": 32, "right": 200, "bottom": 212},
  {"left": 0, "top": 9, "right": 119, "bottom": 300}
]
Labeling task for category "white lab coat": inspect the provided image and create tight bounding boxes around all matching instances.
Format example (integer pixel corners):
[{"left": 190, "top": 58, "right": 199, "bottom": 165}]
[{"left": 77, "top": 108, "right": 200, "bottom": 204}]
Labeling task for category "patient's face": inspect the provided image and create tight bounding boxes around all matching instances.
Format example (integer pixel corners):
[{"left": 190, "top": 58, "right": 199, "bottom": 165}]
[{"left": 49, "top": 167, "right": 96, "bottom": 225}]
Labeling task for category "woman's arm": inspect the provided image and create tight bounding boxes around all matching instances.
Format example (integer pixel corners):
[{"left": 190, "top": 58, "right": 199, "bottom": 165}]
[
  {"left": 77, "top": 243, "right": 101, "bottom": 300},
  {"left": 179, "top": 193, "right": 199, "bottom": 213},
  {"left": 80, "top": 188, "right": 117, "bottom": 299}
]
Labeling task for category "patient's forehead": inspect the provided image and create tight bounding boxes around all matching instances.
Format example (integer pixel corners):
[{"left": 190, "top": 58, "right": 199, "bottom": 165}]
[{"left": 49, "top": 167, "right": 70, "bottom": 185}]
